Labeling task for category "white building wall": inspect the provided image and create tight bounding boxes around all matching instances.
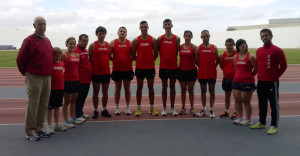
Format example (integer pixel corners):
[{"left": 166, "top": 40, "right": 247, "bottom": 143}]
[{"left": 1, "top": 26, "right": 300, "bottom": 49}]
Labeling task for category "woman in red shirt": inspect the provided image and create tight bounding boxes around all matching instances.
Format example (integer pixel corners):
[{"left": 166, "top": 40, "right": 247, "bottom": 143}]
[
  {"left": 178, "top": 30, "right": 197, "bottom": 116},
  {"left": 61, "top": 37, "right": 81, "bottom": 128},
  {"left": 232, "top": 39, "right": 257, "bottom": 126}
]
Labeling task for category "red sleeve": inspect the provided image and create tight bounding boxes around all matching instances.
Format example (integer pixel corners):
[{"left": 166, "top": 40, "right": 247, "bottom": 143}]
[
  {"left": 16, "top": 38, "right": 30, "bottom": 76},
  {"left": 278, "top": 49, "right": 287, "bottom": 77}
]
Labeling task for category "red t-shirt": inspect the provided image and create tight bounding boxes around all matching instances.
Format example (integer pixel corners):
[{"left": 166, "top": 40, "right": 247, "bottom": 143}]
[
  {"left": 197, "top": 44, "right": 217, "bottom": 79},
  {"left": 112, "top": 39, "right": 133, "bottom": 71},
  {"left": 74, "top": 45, "right": 92, "bottom": 84},
  {"left": 222, "top": 50, "right": 237, "bottom": 79},
  {"left": 92, "top": 41, "right": 110, "bottom": 75},
  {"left": 256, "top": 43, "right": 287, "bottom": 81},
  {"left": 179, "top": 44, "right": 196, "bottom": 70},
  {"left": 233, "top": 53, "right": 255, "bottom": 83},
  {"left": 51, "top": 61, "right": 64, "bottom": 90},
  {"left": 64, "top": 52, "right": 79, "bottom": 81},
  {"left": 159, "top": 34, "right": 178, "bottom": 69},
  {"left": 136, "top": 35, "right": 155, "bottom": 69}
]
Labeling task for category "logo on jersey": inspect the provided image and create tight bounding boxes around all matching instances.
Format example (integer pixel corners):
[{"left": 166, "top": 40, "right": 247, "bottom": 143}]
[
  {"left": 54, "top": 67, "right": 64, "bottom": 71},
  {"left": 164, "top": 41, "right": 172, "bottom": 44},
  {"left": 99, "top": 48, "right": 108, "bottom": 50},
  {"left": 181, "top": 50, "right": 190, "bottom": 53},
  {"left": 237, "top": 61, "right": 246, "bottom": 64},
  {"left": 202, "top": 50, "right": 211, "bottom": 53},
  {"left": 225, "top": 57, "right": 234, "bottom": 60},
  {"left": 71, "top": 58, "right": 79, "bottom": 62},
  {"left": 267, "top": 54, "right": 271, "bottom": 69},
  {"left": 118, "top": 45, "right": 127, "bottom": 47},
  {"left": 141, "top": 43, "right": 149, "bottom": 46}
]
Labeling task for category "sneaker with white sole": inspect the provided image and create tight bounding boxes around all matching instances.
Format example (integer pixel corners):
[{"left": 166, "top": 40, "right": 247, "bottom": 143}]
[
  {"left": 54, "top": 123, "right": 67, "bottom": 131},
  {"left": 197, "top": 110, "right": 207, "bottom": 117},
  {"left": 125, "top": 107, "right": 131, "bottom": 115},
  {"left": 115, "top": 107, "right": 121, "bottom": 115},
  {"left": 209, "top": 110, "right": 215, "bottom": 118},
  {"left": 82, "top": 114, "right": 90, "bottom": 119},
  {"left": 161, "top": 108, "right": 168, "bottom": 116},
  {"left": 149, "top": 107, "right": 159, "bottom": 116},
  {"left": 77, "top": 117, "right": 86, "bottom": 122},
  {"left": 64, "top": 120, "right": 75, "bottom": 129},
  {"left": 26, "top": 133, "right": 40, "bottom": 141},
  {"left": 71, "top": 117, "right": 83, "bottom": 125},
  {"left": 46, "top": 124, "right": 54, "bottom": 134},
  {"left": 170, "top": 108, "right": 178, "bottom": 116},
  {"left": 251, "top": 122, "right": 266, "bottom": 129},
  {"left": 234, "top": 118, "right": 242, "bottom": 125},
  {"left": 240, "top": 119, "right": 253, "bottom": 126}
]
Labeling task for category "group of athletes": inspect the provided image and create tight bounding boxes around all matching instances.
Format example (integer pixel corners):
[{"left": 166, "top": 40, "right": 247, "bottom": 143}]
[{"left": 17, "top": 16, "right": 287, "bottom": 141}]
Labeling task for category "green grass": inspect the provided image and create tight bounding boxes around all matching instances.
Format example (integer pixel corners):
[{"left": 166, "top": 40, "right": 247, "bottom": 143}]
[{"left": 1, "top": 49, "right": 299, "bottom": 67}]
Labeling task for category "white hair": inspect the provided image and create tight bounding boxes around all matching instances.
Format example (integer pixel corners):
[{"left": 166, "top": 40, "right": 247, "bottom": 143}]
[{"left": 34, "top": 16, "right": 45, "bottom": 24}]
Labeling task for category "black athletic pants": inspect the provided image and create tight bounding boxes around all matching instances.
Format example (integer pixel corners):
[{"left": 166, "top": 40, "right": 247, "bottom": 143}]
[
  {"left": 76, "top": 83, "right": 90, "bottom": 118},
  {"left": 257, "top": 81, "right": 279, "bottom": 127}
]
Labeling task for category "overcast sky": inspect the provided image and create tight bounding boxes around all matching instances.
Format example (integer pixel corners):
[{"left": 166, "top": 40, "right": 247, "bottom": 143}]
[{"left": 1, "top": 0, "right": 300, "bottom": 39}]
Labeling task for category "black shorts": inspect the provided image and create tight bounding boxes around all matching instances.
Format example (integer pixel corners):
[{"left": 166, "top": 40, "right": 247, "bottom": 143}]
[
  {"left": 92, "top": 74, "right": 111, "bottom": 84},
  {"left": 198, "top": 79, "right": 216, "bottom": 85},
  {"left": 178, "top": 68, "right": 197, "bottom": 82},
  {"left": 159, "top": 68, "right": 178, "bottom": 80},
  {"left": 48, "top": 89, "right": 64, "bottom": 109},
  {"left": 222, "top": 79, "right": 233, "bottom": 91},
  {"left": 64, "top": 81, "right": 80, "bottom": 94},
  {"left": 111, "top": 71, "right": 134, "bottom": 82},
  {"left": 232, "top": 81, "right": 256, "bottom": 91},
  {"left": 135, "top": 68, "right": 156, "bottom": 80}
]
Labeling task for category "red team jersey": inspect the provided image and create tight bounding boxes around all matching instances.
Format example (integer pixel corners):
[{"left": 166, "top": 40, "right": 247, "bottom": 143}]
[
  {"left": 179, "top": 44, "right": 196, "bottom": 71},
  {"left": 136, "top": 35, "right": 155, "bottom": 69},
  {"left": 256, "top": 43, "right": 287, "bottom": 81},
  {"left": 64, "top": 52, "right": 79, "bottom": 81},
  {"left": 112, "top": 39, "right": 133, "bottom": 71},
  {"left": 233, "top": 53, "right": 255, "bottom": 83},
  {"left": 51, "top": 61, "right": 64, "bottom": 90},
  {"left": 159, "top": 35, "right": 178, "bottom": 69},
  {"left": 222, "top": 50, "right": 237, "bottom": 79},
  {"left": 92, "top": 41, "right": 110, "bottom": 75},
  {"left": 197, "top": 44, "right": 217, "bottom": 79},
  {"left": 74, "top": 45, "right": 92, "bottom": 84}
]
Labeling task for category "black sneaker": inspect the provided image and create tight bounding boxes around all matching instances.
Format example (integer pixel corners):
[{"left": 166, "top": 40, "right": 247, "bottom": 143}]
[
  {"left": 37, "top": 131, "right": 50, "bottom": 138},
  {"left": 220, "top": 111, "right": 229, "bottom": 118},
  {"left": 92, "top": 110, "right": 99, "bottom": 119},
  {"left": 230, "top": 112, "right": 238, "bottom": 120},
  {"left": 101, "top": 109, "right": 112, "bottom": 117}
]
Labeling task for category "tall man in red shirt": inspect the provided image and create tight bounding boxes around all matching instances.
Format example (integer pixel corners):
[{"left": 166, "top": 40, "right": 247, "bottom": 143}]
[
  {"left": 157, "top": 19, "right": 180, "bottom": 116},
  {"left": 17, "top": 16, "right": 53, "bottom": 141},
  {"left": 131, "top": 21, "right": 159, "bottom": 116},
  {"left": 195, "top": 30, "right": 219, "bottom": 118},
  {"left": 251, "top": 29, "right": 287, "bottom": 135},
  {"left": 74, "top": 34, "right": 91, "bottom": 122}
]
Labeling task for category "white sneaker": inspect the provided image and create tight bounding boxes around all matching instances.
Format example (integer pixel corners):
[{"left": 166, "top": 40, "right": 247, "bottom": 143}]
[
  {"left": 234, "top": 118, "right": 242, "bottom": 125},
  {"left": 209, "top": 110, "right": 215, "bottom": 118},
  {"left": 115, "top": 107, "right": 121, "bottom": 115},
  {"left": 197, "top": 110, "right": 207, "bottom": 117},
  {"left": 82, "top": 114, "right": 90, "bottom": 119},
  {"left": 240, "top": 119, "right": 253, "bottom": 126},
  {"left": 125, "top": 107, "right": 131, "bottom": 115},
  {"left": 170, "top": 108, "right": 178, "bottom": 116},
  {"left": 55, "top": 122, "right": 67, "bottom": 131},
  {"left": 71, "top": 118, "right": 82, "bottom": 125},
  {"left": 161, "top": 108, "right": 168, "bottom": 116},
  {"left": 64, "top": 120, "right": 75, "bottom": 129},
  {"left": 46, "top": 125, "right": 54, "bottom": 134},
  {"left": 77, "top": 117, "right": 86, "bottom": 122}
]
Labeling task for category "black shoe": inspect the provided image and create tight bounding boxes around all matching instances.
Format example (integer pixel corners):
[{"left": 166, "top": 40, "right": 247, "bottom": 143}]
[
  {"left": 220, "top": 111, "right": 229, "bottom": 118},
  {"left": 101, "top": 109, "right": 112, "bottom": 117},
  {"left": 92, "top": 110, "right": 99, "bottom": 119}
]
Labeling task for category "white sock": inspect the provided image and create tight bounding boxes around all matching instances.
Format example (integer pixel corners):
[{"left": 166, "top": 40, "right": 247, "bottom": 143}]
[
  {"left": 137, "top": 104, "right": 141, "bottom": 109},
  {"left": 225, "top": 109, "right": 229, "bottom": 113},
  {"left": 202, "top": 106, "right": 206, "bottom": 111},
  {"left": 150, "top": 104, "right": 154, "bottom": 108},
  {"left": 210, "top": 107, "right": 213, "bottom": 111},
  {"left": 102, "top": 107, "right": 106, "bottom": 111}
]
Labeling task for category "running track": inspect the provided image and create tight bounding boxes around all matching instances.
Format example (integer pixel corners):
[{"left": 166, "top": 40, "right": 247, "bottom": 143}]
[{"left": 0, "top": 66, "right": 299, "bottom": 124}]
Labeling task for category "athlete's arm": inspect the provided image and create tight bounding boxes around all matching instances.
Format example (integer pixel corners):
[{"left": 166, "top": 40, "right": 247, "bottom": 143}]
[
  {"left": 157, "top": 36, "right": 161, "bottom": 55},
  {"left": 61, "top": 52, "right": 67, "bottom": 62},
  {"left": 176, "top": 36, "right": 181, "bottom": 56},
  {"left": 131, "top": 37, "right": 138, "bottom": 61},
  {"left": 249, "top": 53, "right": 257, "bottom": 76},
  {"left": 108, "top": 42, "right": 113, "bottom": 61},
  {"left": 278, "top": 49, "right": 287, "bottom": 77},
  {"left": 219, "top": 54, "right": 223, "bottom": 70},
  {"left": 195, "top": 46, "right": 199, "bottom": 67},
  {"left": 88, "top": 43, "right": 95, "bottom": 63},
  {"left": 109, "top": 40, "right": 115, "bottom": 60},
  {"left": 214, "top": 45, "right": 219, "bottom": 67},
  {"left": 152, "top": 37, "right": 158, "bottom": 60},
  {"left": 233, "top": 55, "right": 237, "bottom": 69}
]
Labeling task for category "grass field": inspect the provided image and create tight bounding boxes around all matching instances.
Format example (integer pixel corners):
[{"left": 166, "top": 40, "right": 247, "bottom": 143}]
[{"left": 0, "top": 49, "right": 299, "bottom": 67}]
